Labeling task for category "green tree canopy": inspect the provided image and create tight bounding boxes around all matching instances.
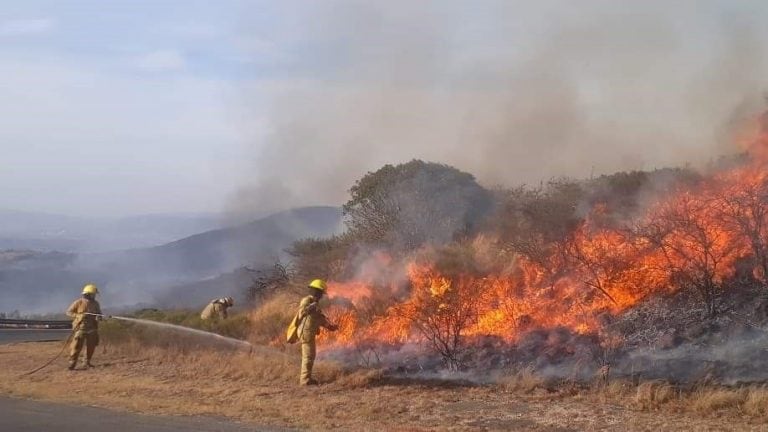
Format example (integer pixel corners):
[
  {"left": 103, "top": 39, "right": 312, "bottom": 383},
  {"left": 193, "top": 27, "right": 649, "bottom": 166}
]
[{"left": 343, "top": 160, "right": 492, "bottom": 251}]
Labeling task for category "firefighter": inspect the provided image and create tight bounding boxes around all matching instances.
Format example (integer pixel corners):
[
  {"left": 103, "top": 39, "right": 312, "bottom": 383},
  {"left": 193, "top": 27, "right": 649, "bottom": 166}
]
[
  {"left": 66, "top": 283, "right": 103, "bottom": 370},
  {"left": 297, "top": 279, "right": 338, "bottom": 385},
  {"left": 200, "top": 296, "right": 234, "bottom": 320}
]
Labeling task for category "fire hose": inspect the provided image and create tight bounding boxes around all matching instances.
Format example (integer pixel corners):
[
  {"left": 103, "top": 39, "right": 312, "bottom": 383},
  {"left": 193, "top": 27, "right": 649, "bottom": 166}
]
[{"left": 20, "top": 313, "right": 110, "bottom": 377}]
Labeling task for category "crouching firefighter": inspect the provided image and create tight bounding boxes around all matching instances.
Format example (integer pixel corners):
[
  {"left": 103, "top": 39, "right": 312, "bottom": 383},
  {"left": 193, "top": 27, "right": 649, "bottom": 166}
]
[
  {"left": 288, "top": 279, "right": 338, "bottom": 385},
  {"left": 200, "top": 296, "right": 234, "bottom": 320},
  {"left": 66, "top": 284, "right": 103, "bottom": 370}
]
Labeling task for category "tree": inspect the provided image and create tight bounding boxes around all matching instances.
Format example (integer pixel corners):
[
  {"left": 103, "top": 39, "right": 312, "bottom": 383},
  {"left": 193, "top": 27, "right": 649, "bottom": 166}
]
[
  {"left": 391, "top": 246, "right": 491, "bottom": 369},
  {"left": 343, "top": 160, "right": 493, "bottom": 251},
  {"left": 717, "top": 171, "right": 768, "bottom": 287},
  {"left": 286, "top": 235, "right": 351, "bottom": 282},
  {"left": 393, "top": 271, "right": 489, "bottom": 370},
  {"left": 244, "top": 261, "right": 294, "bottom": 303},
  {"left": 564, "top": 224, "right": 628, "bottom": 306},
  {"left": 494, "top": 179, "right": 584, "bottom": 283},
  {"left": 640, "top": 192, "right": 744, "bottom": 317},
  {"left": 563, "top": 221, "right": 664, "bottom": 315}
]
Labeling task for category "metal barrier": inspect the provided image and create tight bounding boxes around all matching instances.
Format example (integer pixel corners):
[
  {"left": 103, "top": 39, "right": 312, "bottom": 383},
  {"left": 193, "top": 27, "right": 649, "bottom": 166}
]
[{"left": 0, "top": 319, "right": 72, "bottom": 329}]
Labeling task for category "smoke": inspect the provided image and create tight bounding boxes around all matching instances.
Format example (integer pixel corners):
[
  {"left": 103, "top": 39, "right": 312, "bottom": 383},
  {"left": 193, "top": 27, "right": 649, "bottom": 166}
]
[
  {"left": 231, "top": 1, "right": 768, "bottom": 217},
  {"left": 620, "top": 329, "right": 768, "bottom": 385}
]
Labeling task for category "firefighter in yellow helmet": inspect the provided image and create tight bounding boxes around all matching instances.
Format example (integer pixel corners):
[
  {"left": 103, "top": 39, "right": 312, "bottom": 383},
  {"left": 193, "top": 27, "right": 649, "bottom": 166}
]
[
  {"left": 200, "top": 296, "right": 234, "bottom": 320},
  {"left": 66, "top": 283, "right": 103, "bottom": 370},
  {"left": 297, "top": 279, "right": 338, "bottom": 385}
]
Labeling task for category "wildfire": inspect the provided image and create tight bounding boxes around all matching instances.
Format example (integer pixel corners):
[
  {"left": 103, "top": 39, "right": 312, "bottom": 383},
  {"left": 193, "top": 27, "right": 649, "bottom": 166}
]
[{"left": 315, "top": 115, "right": 768, "bottom": 360}]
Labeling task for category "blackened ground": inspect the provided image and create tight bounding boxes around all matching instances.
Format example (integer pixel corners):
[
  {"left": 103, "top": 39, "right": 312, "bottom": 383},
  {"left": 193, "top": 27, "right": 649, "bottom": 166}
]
[{"left": 322, "top": 283, "right": 768, "bottom": 385}]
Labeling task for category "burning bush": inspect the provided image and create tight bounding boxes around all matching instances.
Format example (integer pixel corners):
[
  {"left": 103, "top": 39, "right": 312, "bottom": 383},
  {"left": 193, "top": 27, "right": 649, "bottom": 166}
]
[
  {"left": 639, "top": 190, "right": 747, "bottom": 317},
  {"left": 261, "top": 111, "right": 768, "bottom": 382},
  {"left": 390, "top": 247, "right": 494, "bottom": 369}
]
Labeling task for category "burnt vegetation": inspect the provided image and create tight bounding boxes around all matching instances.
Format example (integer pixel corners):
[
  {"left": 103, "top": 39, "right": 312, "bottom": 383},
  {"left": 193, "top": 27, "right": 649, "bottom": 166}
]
[{"left": 248, "top": 149, "right": 768, "bottom": 381}]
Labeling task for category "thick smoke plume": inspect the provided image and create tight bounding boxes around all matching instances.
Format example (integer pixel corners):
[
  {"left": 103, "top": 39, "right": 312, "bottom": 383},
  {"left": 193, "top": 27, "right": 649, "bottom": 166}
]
[{"left": 233, "top": 1, "right": 768, "bottom": 216}]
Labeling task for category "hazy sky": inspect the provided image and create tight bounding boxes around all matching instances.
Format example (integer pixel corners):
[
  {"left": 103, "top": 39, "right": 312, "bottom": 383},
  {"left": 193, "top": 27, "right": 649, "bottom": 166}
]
[{"left": 1, "top": 1, "right": 768, "bottom": 218}]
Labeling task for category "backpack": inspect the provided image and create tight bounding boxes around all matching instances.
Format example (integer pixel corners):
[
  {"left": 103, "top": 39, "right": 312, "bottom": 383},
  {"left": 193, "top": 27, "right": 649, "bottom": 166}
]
[{"left": 286, "top": 313, "right": 300, "bottom": 344}]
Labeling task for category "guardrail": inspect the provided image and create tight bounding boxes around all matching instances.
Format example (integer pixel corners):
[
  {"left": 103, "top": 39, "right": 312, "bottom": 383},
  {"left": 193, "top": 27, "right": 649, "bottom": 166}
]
[{"left": 0, "top": 319, "right": 72, "bottom": 329}]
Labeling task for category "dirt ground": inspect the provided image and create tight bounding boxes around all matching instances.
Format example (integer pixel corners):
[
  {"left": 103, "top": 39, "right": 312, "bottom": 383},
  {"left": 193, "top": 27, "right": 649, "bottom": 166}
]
[{"left": 0, "top": 341, "right": 765, "bottom": 431}]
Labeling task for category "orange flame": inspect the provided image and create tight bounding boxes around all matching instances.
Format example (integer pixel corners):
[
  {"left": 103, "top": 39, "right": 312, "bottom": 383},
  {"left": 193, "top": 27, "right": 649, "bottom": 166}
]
[{"left": 315, "top": 114, "right": 768, "bottom": 353}]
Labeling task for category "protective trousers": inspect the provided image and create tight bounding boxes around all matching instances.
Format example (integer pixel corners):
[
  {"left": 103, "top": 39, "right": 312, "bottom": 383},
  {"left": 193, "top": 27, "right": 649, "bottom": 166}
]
[
  {"left": 300, "top": 341, "right": 316, "bottom": 385},
  {"left": 69, "top": 331, "right": 99, "bottom": 368}
]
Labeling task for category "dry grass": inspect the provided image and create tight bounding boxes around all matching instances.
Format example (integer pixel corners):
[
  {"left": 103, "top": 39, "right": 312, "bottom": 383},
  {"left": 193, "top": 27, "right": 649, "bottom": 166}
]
[
  {"left": 744, "top": 386, "right": 768, "bottom": 416},
  {"left": 596, "top": 379, "right": 634, "bottom": 400},
  {"left": 247, "top": 292, "right": 299, "bottom": 345},
  {"left": 333, "top": 368, "right": 385, "bottom": 388},
  {"left": 682, "top": 386, "right": 768, "bottom": 416},
  {"left": 633, "top": 381, "right": 678, "bottom": 410},
  {"left": 104, "top": 337, "right": 354, "bottom": 387},
  {"left": 689, "top": 388, "right": 747, "bottom": 413},
  {"left": 497, "top": 366, "right": 544, "bottom": 394},
  {"left": 0, "top": 341, "right": 764, "bottom": 431},
  {"left": 99, "top": 310, "right": 253, "bottom": 348},
  {"left": 500, "top": 367, "right": 768, "bottom": 424}
]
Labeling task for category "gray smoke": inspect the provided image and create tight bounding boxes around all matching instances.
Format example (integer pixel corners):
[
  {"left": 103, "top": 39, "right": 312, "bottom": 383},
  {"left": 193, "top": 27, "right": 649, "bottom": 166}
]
[{"left": 231, "top": 1, "right": 768, "bottom": 217}]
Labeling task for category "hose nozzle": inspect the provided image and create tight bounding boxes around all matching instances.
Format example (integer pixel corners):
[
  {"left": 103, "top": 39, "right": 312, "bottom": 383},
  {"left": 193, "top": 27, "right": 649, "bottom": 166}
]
[{"left": 82, "top": 312, "right": 110, "bottom": 319}]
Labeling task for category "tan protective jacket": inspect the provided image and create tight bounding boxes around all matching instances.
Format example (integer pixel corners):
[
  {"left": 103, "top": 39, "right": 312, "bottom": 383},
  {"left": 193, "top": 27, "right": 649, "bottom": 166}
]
[
  {"left": 66, "top": 297, "right": 102, "bottom": 333},
  {"left": 297, "top": 295, "right": 330, "bottom": 343},
  {"left": 200, "top": 300, "right": 229, "bottom": 320}
]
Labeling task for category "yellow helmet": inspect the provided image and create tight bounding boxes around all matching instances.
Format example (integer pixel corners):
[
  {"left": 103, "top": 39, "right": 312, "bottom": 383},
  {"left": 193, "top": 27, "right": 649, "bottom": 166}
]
[
  {"left": 308, "top": 279, "right": 327, "bottom": 291},
  {"left": 82, "top": 284, "right": 98, "bottom": 295}
]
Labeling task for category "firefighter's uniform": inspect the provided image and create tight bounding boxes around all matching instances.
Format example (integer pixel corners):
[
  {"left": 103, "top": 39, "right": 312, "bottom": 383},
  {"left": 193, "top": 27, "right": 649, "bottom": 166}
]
[
  {"left": 200, "top": 297, "right": 234, "bottom": 320},
  {"left": 66, "top": 284, "right": 102, "bottom": 369},
  {"left": 294, "top": 278, "right": 339, "bottom": 385},
  {"left": 297, "top": 294, "right": 331, "bottom": 385}
]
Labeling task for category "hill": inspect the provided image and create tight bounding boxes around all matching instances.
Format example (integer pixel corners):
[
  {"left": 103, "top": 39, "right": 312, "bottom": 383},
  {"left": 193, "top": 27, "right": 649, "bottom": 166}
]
[
  {"left": 0, "top": 206, "right": 343, "bottom": 314},
  {"left": 83, "top": 206, "right": 342, "bottom": 279},
  {"left": 0, "top": 209, "right": 220, "bottom": 252}
]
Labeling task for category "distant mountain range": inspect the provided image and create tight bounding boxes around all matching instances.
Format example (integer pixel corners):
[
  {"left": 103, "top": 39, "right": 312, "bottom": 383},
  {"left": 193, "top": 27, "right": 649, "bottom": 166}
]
[
  {"left": 82, "top": 206, "right": 342, "bottom": 280},
  {"left": 0, "top": 206, "right": 343, "bottom": 314},
  {"left": 0, "top": 209, "right": 222, "bottom": 252}
]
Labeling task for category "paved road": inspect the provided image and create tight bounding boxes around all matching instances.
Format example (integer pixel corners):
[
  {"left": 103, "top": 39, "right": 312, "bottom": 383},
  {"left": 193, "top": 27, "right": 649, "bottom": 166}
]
[
  {"left": 0, "top": 329, "right": 70, "bottom": 344},
  {"left": 0, "top": 396, "right": 290, "bottom": 432}
]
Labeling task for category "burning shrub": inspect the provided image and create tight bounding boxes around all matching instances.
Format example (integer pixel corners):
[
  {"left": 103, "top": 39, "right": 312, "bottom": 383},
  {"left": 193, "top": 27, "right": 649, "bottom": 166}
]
[
  {"left": 491, "top": 179, "right": 583, "bottom": 277},
  {"left": 392, "top": 262, "right": 492, "bottom": 369},
  {"left": 273, "top": 111, "right": 768, "bottom": 381},
  {"left": 717, "top": 169, "right": 768, "bottom": 288},
  {"left": 640, "top": 190, "right": 747, "bottom": 317}
]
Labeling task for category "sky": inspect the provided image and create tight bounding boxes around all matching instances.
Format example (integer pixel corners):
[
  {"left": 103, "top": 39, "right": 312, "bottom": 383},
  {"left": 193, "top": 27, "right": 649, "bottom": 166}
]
[
  {"left": 1, "top": 1, "right": 768, "bottom": 218},
  {"left": 0, "top": 1, "right": 273, "bottom": 217}
]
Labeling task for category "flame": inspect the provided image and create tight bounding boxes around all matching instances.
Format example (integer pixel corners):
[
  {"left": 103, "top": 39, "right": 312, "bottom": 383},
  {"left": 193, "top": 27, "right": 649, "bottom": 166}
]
[{"left": 312, "top": 114, "right": 768, "bottom": 354}]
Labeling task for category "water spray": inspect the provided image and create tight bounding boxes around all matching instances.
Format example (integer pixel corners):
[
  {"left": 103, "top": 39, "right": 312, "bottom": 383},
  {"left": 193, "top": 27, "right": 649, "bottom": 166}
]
[
  {"left": 109, "top": 316, "right": 253, "bottom": 350},
  {"left": 81, "top": 312, "right": 253, "bottom": 350},
  {"left": 21, "top": 312, "right": 260, "bottom": 376}
]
